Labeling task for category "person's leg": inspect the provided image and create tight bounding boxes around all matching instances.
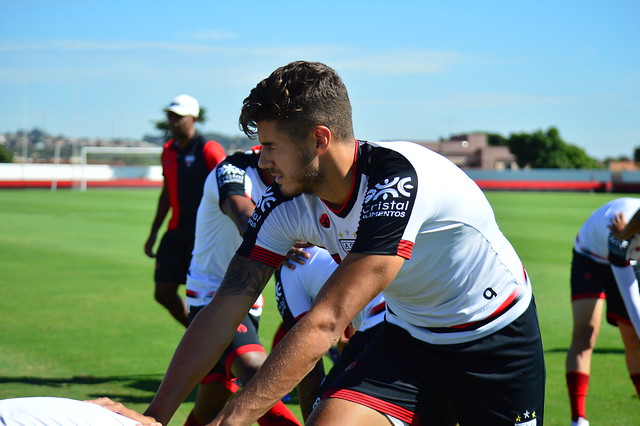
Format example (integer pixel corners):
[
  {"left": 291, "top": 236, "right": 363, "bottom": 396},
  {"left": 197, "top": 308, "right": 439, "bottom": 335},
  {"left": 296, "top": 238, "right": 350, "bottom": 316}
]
[
  {"left": 231, "top": 350, "right": 301, "bottom": 426},
  {"left": 185, "top": 380, "right": 234, "bottom": 426},
  {"left": 565, "top": 297, "right": 603, "bottom": 422},
  {"left": 154, "top": 280, "right": 189, "bottom": 327},
  {"left": 154, "top": 230, "right": 190, "bottom": 327},
  {"left": 618, "top": 321, "right": 640, "bottom": 397},
  {"left": 307, "top": 398, "right": 395, "bottom": 426}
]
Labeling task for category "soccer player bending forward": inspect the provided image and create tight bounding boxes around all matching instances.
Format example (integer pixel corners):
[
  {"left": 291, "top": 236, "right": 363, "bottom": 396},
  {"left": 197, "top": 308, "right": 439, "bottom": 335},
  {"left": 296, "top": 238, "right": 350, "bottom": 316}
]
[{"left": 137, "top": 61, "right": 546, "bottom": 426}]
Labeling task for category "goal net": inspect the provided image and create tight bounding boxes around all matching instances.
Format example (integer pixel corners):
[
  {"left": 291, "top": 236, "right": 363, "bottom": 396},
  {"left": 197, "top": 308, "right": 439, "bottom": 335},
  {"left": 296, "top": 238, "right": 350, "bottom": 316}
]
[{"left": 78, "top": 146, "right": 163, "bottom": 191}]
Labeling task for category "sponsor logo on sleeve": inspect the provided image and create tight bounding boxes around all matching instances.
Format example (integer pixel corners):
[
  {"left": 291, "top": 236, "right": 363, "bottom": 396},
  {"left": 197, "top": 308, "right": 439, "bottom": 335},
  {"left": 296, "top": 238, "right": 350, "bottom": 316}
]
[
  {"left": 216, "top": 163, "right": 245, "bottom": 185},
  {"left": 362, "top": 176, "right": 414, "bottom": 219}
]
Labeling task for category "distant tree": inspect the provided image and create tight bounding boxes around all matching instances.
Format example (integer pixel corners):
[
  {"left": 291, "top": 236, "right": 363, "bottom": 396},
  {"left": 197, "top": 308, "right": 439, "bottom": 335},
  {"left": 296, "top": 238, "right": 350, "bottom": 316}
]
[
  {"left": 634, "top": 145, "right": 640, "bottom": 163},
  {"left": 506, "top": 126, "right": 600, "bottom": 169},
  {"left": 486, "top": 132, "right": 508, "bottom": 147},
  {"left": 0, "top": 144, "right": 13, "bottom": 163},
  {"left": 153, "top": 106, "right": 208, "bottom": 139}
]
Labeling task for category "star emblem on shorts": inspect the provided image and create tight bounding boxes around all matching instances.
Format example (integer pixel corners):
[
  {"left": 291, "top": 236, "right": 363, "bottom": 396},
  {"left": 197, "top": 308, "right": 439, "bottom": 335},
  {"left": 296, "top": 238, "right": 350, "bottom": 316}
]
[{"left": 514, "top": 410, "right": 536, "bottom": 424}]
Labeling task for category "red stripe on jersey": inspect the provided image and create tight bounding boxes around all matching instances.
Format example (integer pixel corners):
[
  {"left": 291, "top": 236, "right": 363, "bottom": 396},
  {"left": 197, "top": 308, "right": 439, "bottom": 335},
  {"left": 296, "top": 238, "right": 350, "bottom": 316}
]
[
  {"left": 249, "top": 246, "right": 286, "bottom": 268},
  {"left": 331, "top": 253, "right": 342, "bottom": 264},
  {"left": 162, "top": 141, "right": 180, "bottom": 230},
  {"left": 450, "top": 288, "right": 521, "bottom": 330},
  {"left": 202, "top": 140, "right": 226, "bottom": 170},
  {"left": 224, "top": 344, "right": 266, "bottom": 378},
  {"left": 397, "top": 240, "right": 414, "bottom": 259},
  {"left": 323, "top": 388, "right": 415, "bottom": 423}
]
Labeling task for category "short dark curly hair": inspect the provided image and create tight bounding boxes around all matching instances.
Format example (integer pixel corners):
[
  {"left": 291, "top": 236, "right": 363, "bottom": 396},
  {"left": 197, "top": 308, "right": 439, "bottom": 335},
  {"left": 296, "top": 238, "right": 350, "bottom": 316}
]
[{"left": 239, "top": 61, "right": 354, "bottom": 142}]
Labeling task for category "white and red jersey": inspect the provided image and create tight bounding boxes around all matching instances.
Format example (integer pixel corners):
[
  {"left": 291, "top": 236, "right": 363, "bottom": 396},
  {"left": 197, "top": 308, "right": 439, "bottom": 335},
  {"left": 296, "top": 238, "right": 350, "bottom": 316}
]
[
  {"left": 238, "top": 140, "right": 532, "bottom": 345},
  {"left": 186, "top": 147, "right": 270, "bottom": 312},
  {"left": 574, "top": 197, "right": 640, "bottom": 263},
  {"left": 0, "top": 397, "right": 140, "bottom": 425},
  {"left": 275, "top": 245, "right": 386, "bottom": 332}
]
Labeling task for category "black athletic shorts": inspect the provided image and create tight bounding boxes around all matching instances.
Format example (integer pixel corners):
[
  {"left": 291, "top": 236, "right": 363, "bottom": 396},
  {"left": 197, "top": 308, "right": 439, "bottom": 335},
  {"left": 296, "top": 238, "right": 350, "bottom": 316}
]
[
  {"left": 571, "top": 249, "right": 633, "bottom": 327},
  {"left": 321, "top": 301, "right": 546, "bottom": 426},
  {"left": 154, "top": 229, "right": 195, "bottom": 283},
  {"left": 188, "top": 306, "right": 264, "bottom": 387}
]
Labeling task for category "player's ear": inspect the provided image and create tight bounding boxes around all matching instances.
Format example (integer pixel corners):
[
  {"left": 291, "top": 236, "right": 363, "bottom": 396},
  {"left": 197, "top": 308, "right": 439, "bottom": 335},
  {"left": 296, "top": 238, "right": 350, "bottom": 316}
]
[{"left": 313, "top": 126, "right": 331, "bottom": 154}]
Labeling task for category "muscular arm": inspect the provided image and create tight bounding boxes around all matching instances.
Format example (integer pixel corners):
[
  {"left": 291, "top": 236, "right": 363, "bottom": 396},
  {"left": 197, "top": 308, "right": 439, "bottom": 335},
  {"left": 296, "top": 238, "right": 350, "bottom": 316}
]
[
  {"left": 297, "top": 359, "right": 325, "bottom": 421},
  {"left": 221, "top": 194, "right": 256, "bottom": 236},
  {"left": 610, "top": 210, "right": 640, "bottom": 241},
  {"left": 211, "top": 253, "right": 404, "bottom": 425},
  {"left": 144, "top": 254, "right": 276, "bottom": 425},
  {"left": 144, "top": 182, "right": 170, "bottom": 257}
]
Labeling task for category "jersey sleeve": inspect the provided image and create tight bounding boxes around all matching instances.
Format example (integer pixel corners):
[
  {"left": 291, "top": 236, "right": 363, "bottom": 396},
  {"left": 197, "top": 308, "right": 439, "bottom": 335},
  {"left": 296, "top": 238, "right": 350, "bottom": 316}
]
[
  {"left": 351, "top": 147, "right": 421, "bottom": 259},
  {"left": 203, "top": 140, "right": 226, "bottom": 170},
  {"left": 237, "top": 185, "right": 300, "bottom": 267},
  {"left": 215, "top": 159, "right": 249, "bottom": 208}
]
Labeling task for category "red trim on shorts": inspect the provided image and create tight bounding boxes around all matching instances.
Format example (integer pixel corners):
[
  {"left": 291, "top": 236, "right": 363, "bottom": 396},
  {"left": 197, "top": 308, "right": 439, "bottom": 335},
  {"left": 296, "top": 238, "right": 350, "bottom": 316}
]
[
  {"left": 199, "top": 372, "right": 239, "bottom": 392},
  {"left": 186, "top": 289, "right": 215, "bottom": 298},
  {"left": 323, "top": 388, "right": 415, "bottom": 424},
  {"left": 607, "top": 312, "right": 631, "bottom": 327},
  {"left": 224, "top": 344, "right": 266, "bottom": 378},
  {"left": 397, "top": 240, "right": 414, "bottom": 260},
  {"left": 368, "top": 302, "right": 386, "bottom": 317},
  {"left": 571, "top": 292, "right": 606, "bottom": 301},
  {"left": 249, "top": 246, "right": 286, "bottom": 268}
]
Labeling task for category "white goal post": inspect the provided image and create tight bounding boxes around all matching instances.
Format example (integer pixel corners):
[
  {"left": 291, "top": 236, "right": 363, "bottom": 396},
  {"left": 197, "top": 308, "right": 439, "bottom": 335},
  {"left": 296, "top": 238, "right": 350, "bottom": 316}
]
[{"left": 79, "top": 146, "right": 162, "bottom": 191}]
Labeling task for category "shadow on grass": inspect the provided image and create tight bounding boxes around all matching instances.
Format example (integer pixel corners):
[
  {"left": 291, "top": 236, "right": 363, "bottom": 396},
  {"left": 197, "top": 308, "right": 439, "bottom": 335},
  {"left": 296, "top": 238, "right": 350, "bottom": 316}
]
[
  {"left": 0, "top": 374, "right": 197, "bottom": 403},
  {"left": 546, "top": 347, "right": 625, "bottom": 354}
]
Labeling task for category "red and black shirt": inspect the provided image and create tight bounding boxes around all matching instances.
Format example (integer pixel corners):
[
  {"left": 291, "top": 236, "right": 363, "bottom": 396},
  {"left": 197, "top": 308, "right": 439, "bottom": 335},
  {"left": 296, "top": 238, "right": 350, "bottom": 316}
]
[{"left": 162, "top": 134, "right": 226, "bottom": 233}]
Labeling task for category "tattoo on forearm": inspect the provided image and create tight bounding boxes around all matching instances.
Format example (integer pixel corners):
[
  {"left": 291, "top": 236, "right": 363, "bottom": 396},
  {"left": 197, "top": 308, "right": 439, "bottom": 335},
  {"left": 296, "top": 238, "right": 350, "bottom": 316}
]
[{"left": 217, "top": 255, "right": 274, "bottom": 299}]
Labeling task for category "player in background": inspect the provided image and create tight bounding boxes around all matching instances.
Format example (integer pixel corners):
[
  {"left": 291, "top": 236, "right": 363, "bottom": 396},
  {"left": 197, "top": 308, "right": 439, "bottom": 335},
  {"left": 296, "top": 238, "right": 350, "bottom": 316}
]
[
  {"left": 566, "top": 198, "right": 640, "bottom": 426},
  {"left": 274, "top": 245, "right": 385, "bottom": 420},
  {"left": 143, "top": 94, "right": 226, "bottom": 327},
  {"left": 182, "top": 147, "right": 301, "bottom": 426},
  {"left": 138, "top": 61, "right": 545, "bottom": 426}
]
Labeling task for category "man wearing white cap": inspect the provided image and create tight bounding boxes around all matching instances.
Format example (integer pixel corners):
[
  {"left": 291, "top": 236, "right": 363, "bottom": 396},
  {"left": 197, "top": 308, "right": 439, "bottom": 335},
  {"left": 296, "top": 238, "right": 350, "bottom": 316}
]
[{"left": 144, "top": 94, "right": 226, "bottom": 327}]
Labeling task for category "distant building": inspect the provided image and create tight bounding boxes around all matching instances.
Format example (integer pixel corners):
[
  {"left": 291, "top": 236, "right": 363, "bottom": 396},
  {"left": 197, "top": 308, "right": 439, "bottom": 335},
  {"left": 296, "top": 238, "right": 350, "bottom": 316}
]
[
  {"left": 608, "top": 160, "right": 638, "bottom": 171},
  {"left": 412, "top": 133, "right": 518, "bottom": 170}
]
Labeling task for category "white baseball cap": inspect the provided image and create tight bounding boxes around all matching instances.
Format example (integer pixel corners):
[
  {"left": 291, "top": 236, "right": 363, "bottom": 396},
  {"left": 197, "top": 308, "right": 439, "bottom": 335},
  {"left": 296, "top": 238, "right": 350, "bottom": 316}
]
[{"left": 164, "top": 94, "right": 200, "bottom": 118}]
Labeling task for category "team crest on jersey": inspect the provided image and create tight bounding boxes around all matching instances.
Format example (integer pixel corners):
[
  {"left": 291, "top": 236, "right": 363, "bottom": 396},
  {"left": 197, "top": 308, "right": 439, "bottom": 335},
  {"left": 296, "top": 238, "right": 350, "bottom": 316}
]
[
  {"left": 338, "top": 230, "right": 356, "bottom": 253},
  {"left": 217, "top": 163, "right": 244, "bottom": 185},
  {"left": 184, "top": 154, "right": 195, "bottom": 168},
  {"left": 319, "top": 213, "right": 330, "bottom": 228}
]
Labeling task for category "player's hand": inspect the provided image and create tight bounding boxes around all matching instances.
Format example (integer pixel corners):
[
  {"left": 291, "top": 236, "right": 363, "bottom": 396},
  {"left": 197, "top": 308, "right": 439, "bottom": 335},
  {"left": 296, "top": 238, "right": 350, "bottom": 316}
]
[
  {"left": 608, "top": 232, "right": 630, "bottom": 267},
  {"left": 144, "top": 234, "right": 157, "bottom": 258},
  {"left": 282, "top": 242, "right": 313, "bottom": 270},
  {"left": 608, "top": 211, "right": 628, "bottom": 240},
  {"left": 86, "top": 397, "right": 163, "bottom": 426}
]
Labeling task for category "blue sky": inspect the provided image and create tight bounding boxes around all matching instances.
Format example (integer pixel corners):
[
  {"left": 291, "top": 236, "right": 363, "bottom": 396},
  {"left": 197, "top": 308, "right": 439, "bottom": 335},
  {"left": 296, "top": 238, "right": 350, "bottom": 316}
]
[{"left": 1, "top": 0, "right": 639, "bottom": 159}]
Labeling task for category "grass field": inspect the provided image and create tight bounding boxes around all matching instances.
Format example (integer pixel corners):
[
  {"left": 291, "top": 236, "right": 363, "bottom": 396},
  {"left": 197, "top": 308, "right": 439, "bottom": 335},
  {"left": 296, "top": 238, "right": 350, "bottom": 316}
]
[{"left": 0, "top": 189, "right": 638, "bottom": 425}]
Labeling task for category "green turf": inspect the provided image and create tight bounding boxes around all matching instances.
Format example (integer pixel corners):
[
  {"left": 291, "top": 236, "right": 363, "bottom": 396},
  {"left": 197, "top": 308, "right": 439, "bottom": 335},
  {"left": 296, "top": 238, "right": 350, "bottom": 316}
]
[{"left": 0, "top": 189, "right": 638, "bottom": 425}]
